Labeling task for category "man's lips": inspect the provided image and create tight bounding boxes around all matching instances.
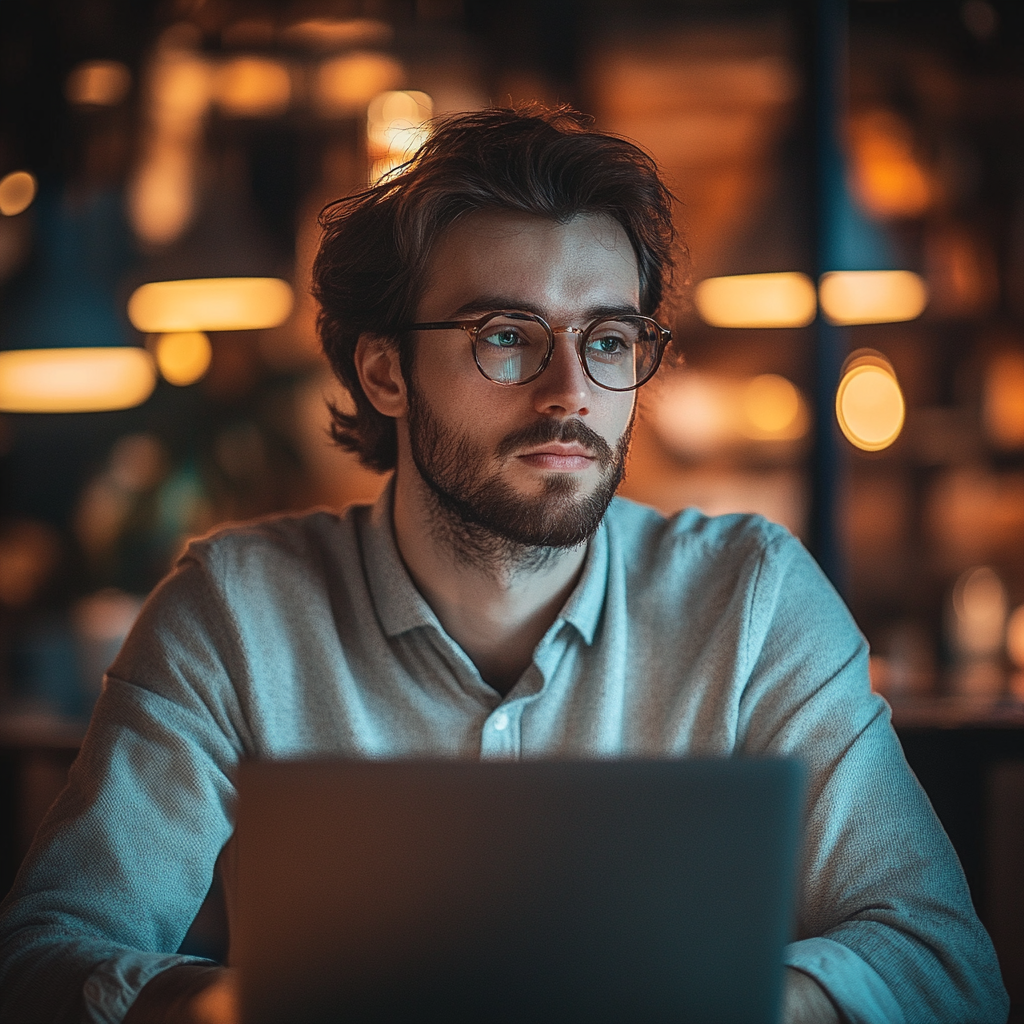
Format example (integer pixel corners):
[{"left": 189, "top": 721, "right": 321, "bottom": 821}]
[{"left": 515, "top": 444, "right": 596, "bottom": 471}]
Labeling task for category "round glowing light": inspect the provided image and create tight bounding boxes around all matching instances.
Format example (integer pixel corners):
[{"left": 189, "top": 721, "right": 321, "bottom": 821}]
[
  {"left": 154, "top": 331, "right": 212, "bottom": 386},
  {"left": 693, "top": 272, "right": 817, "bottom": 329},
  {"left": 65, "top": 60, "right": 132, "bottom": 106},
  {"left": 127, "top": 278, "right": 294, "bottom": 333},
  {"left": 742, "top": 374, "right": 804, "bottom": 438},
  {"left": 835, "top": 352, "right": 905, "bottom": 452},
  {"left": 214, "top": 57, "right": 291, "bottom": 117},
  {"left": 952, "top": 566, "right": 1008, "bottom": 658},
  {"left": 819, "top": 270, "right": 928, "bottom": 326},
  {"left": 0, "top": 171, "right": 38, "bottom": 216},
  {"left": 0, "top": 348, "right": 156, "bottom": 413},
  {"left": 1007, "top": 605, "right": 1024, "bottom": 669}
]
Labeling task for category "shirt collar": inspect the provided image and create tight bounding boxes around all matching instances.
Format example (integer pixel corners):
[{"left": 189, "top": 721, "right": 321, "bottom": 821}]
[
  {"left": 361, "top": 478, "right": 443, "bottom": 638},
  {"left": 360, "top": 476, "right": 609, "bottom": 646}
]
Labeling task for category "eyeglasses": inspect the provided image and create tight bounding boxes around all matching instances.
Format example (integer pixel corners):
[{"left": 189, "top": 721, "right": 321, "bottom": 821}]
[{"left": 403, "top": 310, "right": 672, "bottom": 392}]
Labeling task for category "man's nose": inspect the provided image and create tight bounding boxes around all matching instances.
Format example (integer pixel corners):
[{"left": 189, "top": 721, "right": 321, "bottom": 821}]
[{"left": 532, "top": 331, "right": 591, "bottom": 417}]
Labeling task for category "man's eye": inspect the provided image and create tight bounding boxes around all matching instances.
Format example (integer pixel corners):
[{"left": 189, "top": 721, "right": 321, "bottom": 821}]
[
  {"left": 481, "top": 328, "right": 528, "bottom": 348},
  {"left": 588, "top": 334, "right": 629, "bottom": 357}
]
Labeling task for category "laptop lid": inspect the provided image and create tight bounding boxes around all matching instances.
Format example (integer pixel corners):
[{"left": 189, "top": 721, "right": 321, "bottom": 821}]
[{"left": 234, "top": 757, "right": 804, "bottom": 1024}]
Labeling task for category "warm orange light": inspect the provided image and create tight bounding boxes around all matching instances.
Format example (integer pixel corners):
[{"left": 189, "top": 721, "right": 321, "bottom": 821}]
[
  {"left": 819, "top": 270, "right": 927, "bottom": 326},
  {"left": 848, "top": 110, "right": 932, "bottom": 219},
  {"left": 65, "top": 60, "right": 132, "bottom": 106},
  {"left": 983, "top": 350, "right": 1024, "bottom": 450},
  {"left": 128, "top": 278, "right": 294, "bottom": 333},
  {"left": 952, "top": 566, "right": 1008, "bottom": 658},
  {"left": 214, "top": 57, "right": 291, "bottom": 117},
  {"left": 0, "top": 348, "right": 156, "bottom": 413},
  {"left": 741, "top": 374, "right": 807, "bottom": 439},
  {"left": 154, "top": 331, "right": 212, "bottom": 386},
  {"left": 368, "top": 90, "right": 433, "bottom": 181},
  {"left": 0, "top": 171, "right": 37, "bottom": 216},
  {"left": 128, "top": 53, "right": 209, "bottom": 245},
  {"left": 1008, "top": 605, "right": 1024, "bottom": 669},
  {"left": 835, "top": 351, "right": 905, "bottom": 451},
  {"left": 282, "top": 18, "right": 393, "bottom": 49},
  {"left": 316, "top": 53, "right": 404, "bottom": 115},
  {"left": 693, "top": 273, "right": 816, "bottom": 329}
]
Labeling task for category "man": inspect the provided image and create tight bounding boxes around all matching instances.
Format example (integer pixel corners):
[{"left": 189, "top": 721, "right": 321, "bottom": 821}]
[{"left": 0, "top": 107, "right": 1008, "bottom": 1024}]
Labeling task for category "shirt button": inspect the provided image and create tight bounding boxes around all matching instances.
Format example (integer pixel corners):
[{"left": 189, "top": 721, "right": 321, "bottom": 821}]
[{"left": 493, "top": 712, "right": 509, "bottom": 731}]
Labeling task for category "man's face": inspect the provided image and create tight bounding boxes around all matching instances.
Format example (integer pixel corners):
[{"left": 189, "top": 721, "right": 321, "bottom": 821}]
[{"left": 402, "top": 209, "right": 640, "bottom": 554}]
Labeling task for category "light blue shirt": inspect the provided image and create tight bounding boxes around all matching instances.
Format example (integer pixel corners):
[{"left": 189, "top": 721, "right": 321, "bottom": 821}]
[{"left": 0, "top": 485, "right": 1008, "bottom": 1023}]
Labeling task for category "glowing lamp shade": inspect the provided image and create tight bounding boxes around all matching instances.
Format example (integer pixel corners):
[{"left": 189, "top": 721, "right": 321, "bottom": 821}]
[
  {"left": 0, "top": 348, "right": 156, "bottom": 413},
  {"left": 819, "top": 270, "right": 927, "bottom": 326},
  {"left": 835, "top": 351, "right": 905, "bottom": 452},
  {"left": 128, "top": 278, "right": 293, "bottom": 333},
  {"left": 154, "top": 331, "right": 212, "bottom": 386},
  {"left": 0, "top": 171, "right": 37, "bottom": 216},
  {"left": 693, "top": 273, "right": 816, "bottom": 329}
]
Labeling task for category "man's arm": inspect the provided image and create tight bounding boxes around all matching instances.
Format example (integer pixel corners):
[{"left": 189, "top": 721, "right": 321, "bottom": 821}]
[
  {"left": 0, "top": 556, "right": 246, "bottom": 1022},
  {"left": 736, "top": 529, "right": 1008, "bottom": 1023},
  {"left": 783, "top": 968, "right": 841, "bottom": 1024}
]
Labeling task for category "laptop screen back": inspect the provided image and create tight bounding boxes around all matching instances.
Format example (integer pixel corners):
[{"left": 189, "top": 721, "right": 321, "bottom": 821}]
[{"left": 234, "top": 757, "right": 804, "bottom": 1024}]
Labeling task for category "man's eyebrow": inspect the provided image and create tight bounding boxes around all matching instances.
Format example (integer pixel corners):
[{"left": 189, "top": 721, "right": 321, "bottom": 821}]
[{"left": 446, "top": 297, "right": 642, "bottom": 320}]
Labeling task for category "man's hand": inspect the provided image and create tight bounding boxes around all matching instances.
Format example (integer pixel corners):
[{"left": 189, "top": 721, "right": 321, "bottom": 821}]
[
  {"left": 123, "top": 965, "right": 238, "bottom": 1024},
  {"left": 782, "top": 967, "right": 841, "bottom": 1024}
]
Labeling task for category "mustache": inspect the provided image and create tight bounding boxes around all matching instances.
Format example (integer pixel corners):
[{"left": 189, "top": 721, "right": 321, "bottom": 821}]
[{"left": 494, "top": 418, "right": 615, "bottom": 464}]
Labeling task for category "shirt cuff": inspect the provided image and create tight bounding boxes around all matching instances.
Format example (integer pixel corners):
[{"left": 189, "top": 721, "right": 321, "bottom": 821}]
[
  {"left": 785, "top": 937, "right": 905, "bottom": 1024},
  {"left": 82, "top": 951, "right": 217, "bottom": 1024}
]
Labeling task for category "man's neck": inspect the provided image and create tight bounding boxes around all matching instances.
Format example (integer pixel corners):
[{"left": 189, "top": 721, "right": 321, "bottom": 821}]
[{"left": 391, "top": 469, "right": 589, "bottom": 697}]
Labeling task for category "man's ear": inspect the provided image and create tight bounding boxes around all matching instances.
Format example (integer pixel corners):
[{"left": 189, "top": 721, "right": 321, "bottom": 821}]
[{"left": 354, "top": 334, "right": 408, "bottom": 418}]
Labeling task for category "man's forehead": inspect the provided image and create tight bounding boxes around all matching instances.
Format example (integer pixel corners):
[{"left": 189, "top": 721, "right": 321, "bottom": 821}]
[{"left": 420, "top": 209, "right": 641, "bottom": 315}]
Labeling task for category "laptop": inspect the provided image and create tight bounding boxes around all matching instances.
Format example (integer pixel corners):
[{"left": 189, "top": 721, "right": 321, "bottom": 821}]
[{"left": 233, "top": 757, "right": 804, "bottom": 1024}]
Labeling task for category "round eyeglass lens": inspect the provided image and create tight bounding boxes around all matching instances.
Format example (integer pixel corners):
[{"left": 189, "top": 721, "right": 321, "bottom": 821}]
[
  {"left": 583, "top": 316, "right": 660, "bottom": 390},
  {"left": 473, "top": 312, "right": 550, "bottom": 384}
]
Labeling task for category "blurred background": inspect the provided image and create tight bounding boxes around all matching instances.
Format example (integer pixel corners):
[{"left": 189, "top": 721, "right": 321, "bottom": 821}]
[{"left": 0, "top": 0, "right": 1022, "bottom": 1009}]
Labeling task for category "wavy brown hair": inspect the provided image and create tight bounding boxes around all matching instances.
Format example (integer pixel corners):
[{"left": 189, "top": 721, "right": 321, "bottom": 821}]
[{"left": 312, "top": 104, "right": 681, "bottom": 473}]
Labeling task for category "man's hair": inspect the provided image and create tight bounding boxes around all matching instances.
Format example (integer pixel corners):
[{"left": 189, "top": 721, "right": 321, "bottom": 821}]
[{"left": 312, "top": 104, "right": 680, "bottom": 473}]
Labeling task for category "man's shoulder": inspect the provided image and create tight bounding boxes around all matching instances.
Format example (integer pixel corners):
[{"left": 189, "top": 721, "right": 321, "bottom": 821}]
[
  {"left": 605, "top": 495, "right": 795, "bottom": 567},
  {"left": 179, "top": 504, "right": 368, "bottom": 578}
]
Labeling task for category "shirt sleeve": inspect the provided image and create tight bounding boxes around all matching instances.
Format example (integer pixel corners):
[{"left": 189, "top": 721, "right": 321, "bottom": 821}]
[
  {"left": 0, "top": 552, "right": 248, "bottom": 1024},
  {"left": 736, "top": 530, "right": 1008, "bottom": 1024}
]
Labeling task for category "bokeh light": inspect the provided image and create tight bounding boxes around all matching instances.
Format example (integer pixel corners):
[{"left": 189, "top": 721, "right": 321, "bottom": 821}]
[
  {"left": 983, "top": 350, "right": 1024, "bottom": 450},
  {"left": 128, "top": 278, "right": 294, "bottom": 333},
  {"left": 0, "top": 171, "right": 38, "bottom": 216},
  {"left": 819, "top": 270, "right": 928, "bottom": 326},
  {"left": 848, "top": 109, "right": 932, "bottom": 219},
  {"left": 367, "top": 90, "right": 433, "bottom": 181},
  {"left": 154, "top": 331, "right": 212, "bottom": 386},
  {"left": 741, "top": 374, "right": 807, "bottom": 439},
  {"left": 1007, "top": 605, "right": 1024, "bottom": 670},
  {"left": 65, "top": 60, "right": 132, "bottom": 106},
  {"left": 835, "top": 350, "right": 905, "bottom": 451},
  {"left": 693, "top": 272, "right": 817, "bottom": 329},
  {"left": 127, "top": 52, "right": 210, "bottom": 245},
  {"left": 951, "top": 566, "right": 1008, "bottom": 658},
  {"left": 0, "top": 348, "right": 157, "bottom": 413},
  {"left": 316, "top": 53, "right": 404, "bottom": 115},
  {"left": 281, "top": 18, "right": 393, "bottom": 49},
  {"left": 213, "top": 57, "right": 291, "bottom": 118}
]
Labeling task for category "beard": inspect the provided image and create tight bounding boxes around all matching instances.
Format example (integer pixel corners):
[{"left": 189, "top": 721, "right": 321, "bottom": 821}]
[{"left": 406, "top": 383, "right": 633, "bottom": 573}]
